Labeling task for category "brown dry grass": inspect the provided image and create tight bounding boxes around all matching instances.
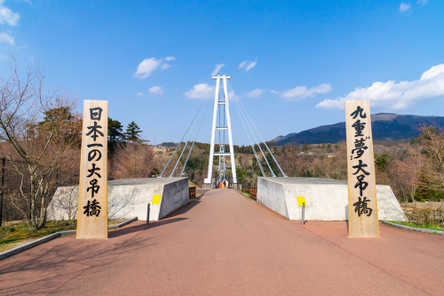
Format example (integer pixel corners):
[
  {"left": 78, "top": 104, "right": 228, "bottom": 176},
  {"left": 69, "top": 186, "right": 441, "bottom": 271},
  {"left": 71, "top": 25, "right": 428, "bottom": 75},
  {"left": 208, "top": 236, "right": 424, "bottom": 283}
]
[
  {"left": 401, "top": 201, "right": 443, "bottom": 227},
  {"left": 402, "top": 201, "right": 443, "bottom": 211}
]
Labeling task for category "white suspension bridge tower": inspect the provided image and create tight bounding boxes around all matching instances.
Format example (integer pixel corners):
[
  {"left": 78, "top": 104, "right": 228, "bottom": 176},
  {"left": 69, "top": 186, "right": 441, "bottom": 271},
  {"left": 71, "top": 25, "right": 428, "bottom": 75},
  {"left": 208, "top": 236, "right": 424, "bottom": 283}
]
[
  {"left": 204, "top": 75, "right": 237, "bottom": 186},
  {"left": 159, "top": 73, "right": 287, "bottom": 186}
]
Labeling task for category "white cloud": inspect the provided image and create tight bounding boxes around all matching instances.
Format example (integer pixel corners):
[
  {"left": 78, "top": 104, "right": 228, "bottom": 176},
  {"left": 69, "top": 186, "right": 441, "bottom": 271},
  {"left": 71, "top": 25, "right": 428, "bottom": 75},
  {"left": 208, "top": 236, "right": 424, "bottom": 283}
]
[
  {"left": 272, "top": 83, "right": 332, "bottom": 101},
  {"left": 184, "top": 83, "right": 213, "bottom": 99},
  {"left": 135, "top": 58, "right": 162, "bottom": 79},
  {"left": 399, "top": 3, "right": 411, "bottom": 12},
  {"left": 0, "top": 1, "right": 19, "bottom": 26},
  {"left": 245, "top": 89, "right": 265, "bottom": 98},
  {"left": 212, "top": 63, "right": 225, "bottom": 76},
  {"left": 0, "top": 32, "right": 13, "bottom": 44},
  {"left": 136, "top": 92, "right": 143, "bottom": 96},
  {"left": 417, "top": 0, "right": 428, "bottom": 6},
  {"left": 134, "top": 56, "right": 176, "bottom": 79},
  {"left": 148, "top": 85, "right": 164, "bottom": 95},
  {"left": 239, "top": 59, "right": 257, "bottom": 72},
  {"left": 316, "top": 64, "right": 444, "bottom": 110},
  {"left": 315, "top": 98, "right": 344, "bottom": 110},
  {"left": 246, "top": 61, "right": 257, "bottom": 72}
]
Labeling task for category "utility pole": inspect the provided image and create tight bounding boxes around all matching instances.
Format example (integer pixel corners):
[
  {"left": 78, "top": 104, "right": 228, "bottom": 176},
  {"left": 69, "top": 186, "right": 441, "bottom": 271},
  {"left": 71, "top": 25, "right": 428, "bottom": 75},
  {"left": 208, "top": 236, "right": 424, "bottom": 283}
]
[{"left": 204, "top": 74, "right": 237, "bottom": 187}]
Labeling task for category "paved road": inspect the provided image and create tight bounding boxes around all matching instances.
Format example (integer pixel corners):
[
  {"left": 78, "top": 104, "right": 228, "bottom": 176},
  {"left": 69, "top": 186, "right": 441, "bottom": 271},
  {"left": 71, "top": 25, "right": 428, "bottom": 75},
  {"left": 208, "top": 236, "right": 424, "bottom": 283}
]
[{"left": 1, "top": 189, "right": 443, "bottom": 295}]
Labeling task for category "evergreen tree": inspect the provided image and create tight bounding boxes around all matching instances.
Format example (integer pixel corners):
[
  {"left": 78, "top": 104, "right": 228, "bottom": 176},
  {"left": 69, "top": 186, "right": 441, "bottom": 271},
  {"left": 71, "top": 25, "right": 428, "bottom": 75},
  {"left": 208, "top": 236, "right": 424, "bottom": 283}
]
[
  {"left": 125, "top": 121, "right": 143, "bottom": 142},
  {"left": 108, "top": 117, "right": 125, "bottom": 156}
]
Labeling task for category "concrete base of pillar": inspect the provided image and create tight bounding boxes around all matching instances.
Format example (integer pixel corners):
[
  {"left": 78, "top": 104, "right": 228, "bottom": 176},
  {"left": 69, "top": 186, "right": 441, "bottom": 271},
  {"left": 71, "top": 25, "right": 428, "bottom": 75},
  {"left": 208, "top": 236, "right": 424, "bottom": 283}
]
[
  {"left": 230, "top": 184, "right": 242, "bottom": 190},
  {"left": 257, "top": 177, "right": 407, "bottom": 221},
  {"left": 202, "top": 183, "right": 214, "bottom": 189},
  {"left": 48, "top": 178, "right": 189, "bottom": 221}
]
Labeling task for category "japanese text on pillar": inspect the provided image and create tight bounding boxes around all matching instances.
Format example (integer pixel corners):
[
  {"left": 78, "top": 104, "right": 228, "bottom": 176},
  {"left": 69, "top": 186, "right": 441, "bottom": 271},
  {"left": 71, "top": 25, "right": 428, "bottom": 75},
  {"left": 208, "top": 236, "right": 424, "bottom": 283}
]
[
  {"left": 83, "top": 107, "right": 104, "bottom": 217},
  {"left": 349, "top": 106, "right": 373, "bottom": 217}
]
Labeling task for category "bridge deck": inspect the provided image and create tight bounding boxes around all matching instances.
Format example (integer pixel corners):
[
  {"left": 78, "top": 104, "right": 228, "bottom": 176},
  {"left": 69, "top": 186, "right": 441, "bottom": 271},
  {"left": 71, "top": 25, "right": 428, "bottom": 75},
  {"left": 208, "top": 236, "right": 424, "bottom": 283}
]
[{"left": 1, "top": 189, "right": 443, "bottom": 295}]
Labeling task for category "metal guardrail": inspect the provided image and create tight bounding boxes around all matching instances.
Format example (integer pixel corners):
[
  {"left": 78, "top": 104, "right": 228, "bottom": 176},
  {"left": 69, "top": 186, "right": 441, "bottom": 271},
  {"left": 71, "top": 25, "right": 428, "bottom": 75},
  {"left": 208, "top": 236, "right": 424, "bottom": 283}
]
[
  {"left": 250, "top": 187, "right": 257, "bottom": 200},
  {"left": 189, "top": 187, "right": 196, "bottom": 199}
]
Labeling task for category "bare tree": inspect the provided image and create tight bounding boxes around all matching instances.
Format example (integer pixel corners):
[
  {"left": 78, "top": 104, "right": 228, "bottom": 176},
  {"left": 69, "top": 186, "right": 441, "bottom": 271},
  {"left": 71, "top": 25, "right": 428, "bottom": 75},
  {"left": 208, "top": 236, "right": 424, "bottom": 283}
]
[
  {"left": 418, "top": 125, "right": 444, "bottom": 191},
  {"left": 0, "top": 58, "right": 81, "bottom": 230},
  {"left": 111, "top": 143, "right": 157, "bottom": 179},
  {"left": 388, "top": 150, "right": 422, "bottom": 205}
]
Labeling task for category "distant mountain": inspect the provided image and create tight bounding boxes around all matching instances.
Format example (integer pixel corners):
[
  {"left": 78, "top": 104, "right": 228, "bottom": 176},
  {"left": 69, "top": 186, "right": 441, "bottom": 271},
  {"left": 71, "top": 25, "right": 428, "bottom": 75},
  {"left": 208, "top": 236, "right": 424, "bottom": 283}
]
[{"left": 273, "top": 113, "right": 444, "bottom": 146}]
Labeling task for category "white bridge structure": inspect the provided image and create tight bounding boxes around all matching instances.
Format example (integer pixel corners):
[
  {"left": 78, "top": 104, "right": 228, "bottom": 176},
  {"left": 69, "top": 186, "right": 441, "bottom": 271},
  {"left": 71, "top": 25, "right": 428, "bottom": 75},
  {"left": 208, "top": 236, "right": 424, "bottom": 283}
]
[
  {"left": 159, "top": 74, "right": 286, "bottom": 187},
  {"left": 204, "top": 75, "right": 237, "bottom": 185}
]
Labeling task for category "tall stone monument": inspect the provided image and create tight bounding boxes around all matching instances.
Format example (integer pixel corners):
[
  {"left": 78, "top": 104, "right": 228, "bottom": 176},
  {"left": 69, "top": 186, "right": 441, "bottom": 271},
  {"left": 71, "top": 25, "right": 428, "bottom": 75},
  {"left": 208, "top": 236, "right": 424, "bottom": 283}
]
[
  {"left": 345, "top": 100, "right": 379, "bottom": 238},
  {"left": 77, "top": 100, "right": 108, "bottom": 239}
]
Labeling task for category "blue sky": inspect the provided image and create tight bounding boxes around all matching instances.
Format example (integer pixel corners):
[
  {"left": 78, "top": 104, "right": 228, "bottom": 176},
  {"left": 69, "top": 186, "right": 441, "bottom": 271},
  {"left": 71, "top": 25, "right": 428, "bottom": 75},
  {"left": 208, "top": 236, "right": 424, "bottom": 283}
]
[{"left": 0, "top": 0, "right": 443, "bottom": 145}]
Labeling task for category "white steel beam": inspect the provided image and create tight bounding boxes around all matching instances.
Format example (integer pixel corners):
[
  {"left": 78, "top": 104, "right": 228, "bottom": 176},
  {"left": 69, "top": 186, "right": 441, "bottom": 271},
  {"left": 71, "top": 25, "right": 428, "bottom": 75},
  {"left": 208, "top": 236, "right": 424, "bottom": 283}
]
[
  {"left": 223, "top": 75, "right": 237, "bottom": 184},
  {"left": 204, "top": 75, "right": 221, "bottom": 184}
]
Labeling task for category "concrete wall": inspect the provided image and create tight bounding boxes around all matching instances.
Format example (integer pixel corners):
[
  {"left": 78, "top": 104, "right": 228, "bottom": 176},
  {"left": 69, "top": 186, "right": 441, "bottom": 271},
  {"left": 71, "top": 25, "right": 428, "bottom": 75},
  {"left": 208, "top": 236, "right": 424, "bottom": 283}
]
[
  {"left": 159, "top": 178, "right": 189, "bottom": 219},
  {"left": 48, "top": 178, "right": 189, "bottom": 221},
  {"left": 257, "top": 177, "right": 407, "bottom": 221}
]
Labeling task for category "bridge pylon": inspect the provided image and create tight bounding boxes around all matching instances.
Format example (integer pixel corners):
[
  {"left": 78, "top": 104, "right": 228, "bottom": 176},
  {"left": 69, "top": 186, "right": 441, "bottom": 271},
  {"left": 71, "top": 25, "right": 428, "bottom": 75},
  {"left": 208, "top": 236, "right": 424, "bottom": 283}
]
[{"left": 204, "top": 74, "right": 237, "bottom": 186}]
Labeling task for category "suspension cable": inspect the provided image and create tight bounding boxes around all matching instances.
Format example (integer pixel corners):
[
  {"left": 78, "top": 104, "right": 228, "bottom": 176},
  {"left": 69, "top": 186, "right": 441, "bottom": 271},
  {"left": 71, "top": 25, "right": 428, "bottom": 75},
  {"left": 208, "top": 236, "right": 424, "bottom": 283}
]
[
  {"left": 234, "top": 88, "right": 287, "bottom": 177},
  {"left": 180, "top": 94, "right": 212, "bottom": 177},
  {"left": 228, "top": 83, "right": 276, "bottom": 177},
  {"left": 170, "top": 88, "right": 214, "bottom": 177},
  {"left": 232, "top": 89, "right": 265, "bottom": 176},
  {"left": 160, "top": 85, "right": 214, "bottom": 178}
]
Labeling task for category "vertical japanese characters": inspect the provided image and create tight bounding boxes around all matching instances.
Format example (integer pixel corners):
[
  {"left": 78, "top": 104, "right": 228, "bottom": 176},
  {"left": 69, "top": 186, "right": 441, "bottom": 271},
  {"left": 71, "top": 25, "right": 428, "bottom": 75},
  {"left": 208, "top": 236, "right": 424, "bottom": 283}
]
[
  {"left": 77, "top": 100, "right": 108, "bottom": 239},
  {"left": 350, "top": 106, "right": 373, "bottom": 218},
  {"left": 83, "top": 107, "right": 104, "bottom": 217},
  {"left": 345, "top": 100, "right": 379, "bottom": 238}
]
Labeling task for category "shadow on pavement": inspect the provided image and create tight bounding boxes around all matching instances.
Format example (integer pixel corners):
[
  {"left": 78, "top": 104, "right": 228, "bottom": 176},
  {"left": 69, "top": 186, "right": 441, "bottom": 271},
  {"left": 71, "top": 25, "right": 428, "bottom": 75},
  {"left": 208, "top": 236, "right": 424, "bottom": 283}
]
[
  {"left": 196, "top": 189, "right": 209, "bottom": 195},
  {"left": 146, "top": 195, "right": 203, "bottom": 228},
  {"left": 150, "top": 218, "right": 188, "bottom": 229},
  {"left": 162, "top": 197, "right": 202, "bottom": 219},
  {"left": 109, "top": 223, "right": 150, "bottom": 238}
]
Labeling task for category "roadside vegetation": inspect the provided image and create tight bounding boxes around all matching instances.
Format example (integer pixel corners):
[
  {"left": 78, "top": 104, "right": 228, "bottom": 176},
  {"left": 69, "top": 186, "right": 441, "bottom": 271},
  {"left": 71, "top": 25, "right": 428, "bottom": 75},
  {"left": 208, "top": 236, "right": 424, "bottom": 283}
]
[
  {"left": 396, "top": 202, "right": 443, "bottom": 231},
  {"left": 388, "top": 221, "right": 443, "bottom": 232},
  {"left": 0, "top": 58, "right": 157, "bottom": 251},
  {"left": 0, "top": 218, "right": 127, "bottom": 253}
]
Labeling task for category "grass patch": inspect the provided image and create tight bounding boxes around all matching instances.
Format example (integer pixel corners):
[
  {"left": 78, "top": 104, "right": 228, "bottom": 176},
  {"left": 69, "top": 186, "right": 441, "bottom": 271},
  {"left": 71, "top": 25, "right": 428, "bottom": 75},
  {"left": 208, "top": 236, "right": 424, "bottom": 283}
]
[
  {"left": 389, "top": 221, "right": 444, "bottom": 232},
  {"left": 237, "top": 189, "right": 251, "bottom": 199},
  {"left": 188, "top": 180, "right": 200, "bottom": 189},
  {"left": 0, "top": 218, "right": 127, "bottom": 253}
]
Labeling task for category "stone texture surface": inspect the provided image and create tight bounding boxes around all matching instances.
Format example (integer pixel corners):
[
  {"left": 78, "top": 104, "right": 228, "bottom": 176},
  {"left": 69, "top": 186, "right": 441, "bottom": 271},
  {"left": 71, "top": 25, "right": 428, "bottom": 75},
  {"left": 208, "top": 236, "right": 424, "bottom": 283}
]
[
  {"left": 48, "top": 178, "right": 189, "bottom": 221},
  {"left": 257, "top": 177, "right": 407, "bottom": 221}
]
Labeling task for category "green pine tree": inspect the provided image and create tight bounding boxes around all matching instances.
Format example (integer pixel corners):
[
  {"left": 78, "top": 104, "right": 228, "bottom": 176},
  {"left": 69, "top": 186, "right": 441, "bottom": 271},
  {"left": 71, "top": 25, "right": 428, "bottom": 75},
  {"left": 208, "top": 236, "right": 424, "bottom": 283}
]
[{"left": 125, "top": 121, "right": 143, "bottom": 142}]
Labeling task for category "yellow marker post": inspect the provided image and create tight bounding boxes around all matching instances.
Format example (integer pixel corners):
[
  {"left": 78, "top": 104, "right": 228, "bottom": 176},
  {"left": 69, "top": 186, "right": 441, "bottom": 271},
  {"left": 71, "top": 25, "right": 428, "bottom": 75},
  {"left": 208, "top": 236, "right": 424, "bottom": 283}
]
[
  {"left": 152, "top": 194, "right": 162, "bottom": 204},
  {"left": 297, "top": 196, "right": 306, "bottom": 206},
  {"left": 297, "top": 196, "right": 306, "bottom": 225}
]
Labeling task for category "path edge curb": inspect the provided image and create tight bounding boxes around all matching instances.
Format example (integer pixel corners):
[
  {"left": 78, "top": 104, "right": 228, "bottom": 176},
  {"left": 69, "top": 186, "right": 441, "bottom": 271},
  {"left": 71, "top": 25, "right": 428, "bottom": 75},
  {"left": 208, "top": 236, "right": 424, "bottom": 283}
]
[
  {"left": 0, "top": 217, "right": 138, "bottom": 260},
  {"left": 382, "top": 220, "right": 443, "bottom": 235}
]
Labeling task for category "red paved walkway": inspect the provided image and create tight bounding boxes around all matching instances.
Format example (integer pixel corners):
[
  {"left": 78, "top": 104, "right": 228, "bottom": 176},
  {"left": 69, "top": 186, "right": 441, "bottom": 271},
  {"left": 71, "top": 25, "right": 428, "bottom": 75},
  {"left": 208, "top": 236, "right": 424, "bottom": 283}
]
[{"left": 1, "top": 189, "right": 443, "bottom": 295}]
